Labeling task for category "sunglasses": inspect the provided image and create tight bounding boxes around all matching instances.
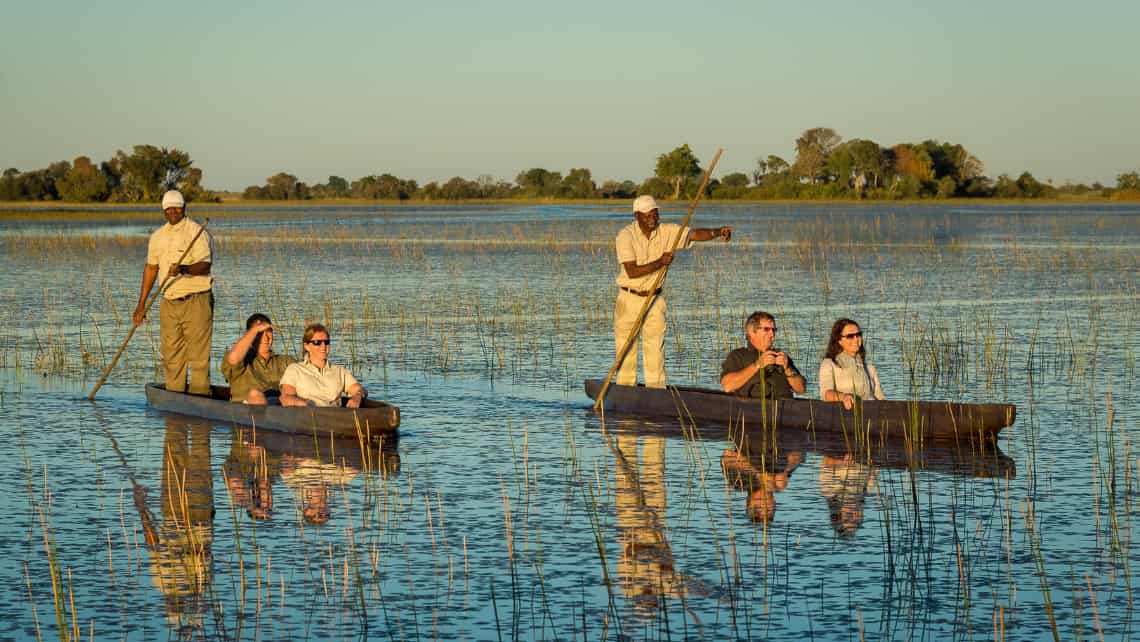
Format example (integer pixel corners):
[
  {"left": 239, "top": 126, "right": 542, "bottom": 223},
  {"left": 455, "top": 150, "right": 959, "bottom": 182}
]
[
  {"left": 755, "top": 326, "right": 777, "bottom": 334},
  {"left": 306, "top": 339, "right": 331, "bottom": 346},
  {"left": 841, "top": 332, "right": 863, "bottom": 339}
]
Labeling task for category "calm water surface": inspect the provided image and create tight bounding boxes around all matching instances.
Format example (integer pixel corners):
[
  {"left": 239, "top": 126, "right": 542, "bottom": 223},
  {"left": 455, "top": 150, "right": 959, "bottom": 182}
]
[{"left": 1, "top": 202, "right": 1137, "bottom": 640}]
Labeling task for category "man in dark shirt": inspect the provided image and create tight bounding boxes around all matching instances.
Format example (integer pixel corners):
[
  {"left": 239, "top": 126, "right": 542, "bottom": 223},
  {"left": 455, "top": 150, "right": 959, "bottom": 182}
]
[{"left": 720, "top": 311, "right": 806, "bottom": 399}]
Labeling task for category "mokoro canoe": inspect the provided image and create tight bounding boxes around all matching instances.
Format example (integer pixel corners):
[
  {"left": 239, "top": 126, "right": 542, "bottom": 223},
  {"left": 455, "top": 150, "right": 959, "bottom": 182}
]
[
  {"left": 145, "top": 383, "right": 399, "bottom": 440},
  {"left": 585, "top": 380, "right": 1015, "bottom": 442}
]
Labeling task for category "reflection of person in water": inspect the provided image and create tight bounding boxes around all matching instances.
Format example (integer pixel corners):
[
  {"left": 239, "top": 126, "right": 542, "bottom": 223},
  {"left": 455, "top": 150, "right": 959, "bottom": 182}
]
[
  {"left": 819, "top": 453, "right": 877, "bottom": 538},
  {"left": 279, "top": 453, "right": 360, "bottom": 525},
  {"left": 613, "top": 432, "right": 680, "bottom": 615},
  {"left": 148, "top": 418, "right": 215, "bottom": 629},
  {"left": 223, "top": 431, "right": 277, "bottom": 520},
  {"left": 720, "top": 445, "right": 803, "bottom": 524}
]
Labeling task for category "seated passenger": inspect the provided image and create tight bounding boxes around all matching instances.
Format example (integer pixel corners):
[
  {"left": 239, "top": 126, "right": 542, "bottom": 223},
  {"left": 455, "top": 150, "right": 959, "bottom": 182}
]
[
  {"left": 819, "top": 318, "right": 885, "bottom": 410},
  {"left": 221, "top": 313, "right": 295, "bottom": 404},
  {"left": 279, "top": 323, "right": 367, "bottom": 408},
  {"left": 720, "top": 311, "right": 806, "bottom": 398}
]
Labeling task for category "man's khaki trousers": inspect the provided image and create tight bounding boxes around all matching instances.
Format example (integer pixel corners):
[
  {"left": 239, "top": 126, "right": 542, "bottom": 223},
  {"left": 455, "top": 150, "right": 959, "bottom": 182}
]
[
  {"left": 159, "top": 291, "right": 213, "bottom": 395},
  {"left": 613, "top": 289, "right": 667, "bottom": 388}
]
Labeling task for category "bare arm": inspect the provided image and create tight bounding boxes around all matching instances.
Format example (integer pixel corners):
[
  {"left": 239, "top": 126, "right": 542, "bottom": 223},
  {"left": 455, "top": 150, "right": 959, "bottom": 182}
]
[
  {"left": 621, "top": 253, "right": 673, "bottom": 279},
  {"left": 132, "top": 264, "right": 160, "bottom": 326},
  {"left": 688, "top": 226, "right": 732, "bottom": 242},
  {"left": 787, "top": 371, "right": 806, "bottom": 394},
  {"left": 279, "top": 383, "right": 308, "bottom": 407},
  {"left": 168, "top": 260, "right": 212, "bottom": 279},
  {"left": 225, "top": 321, "right": 273, "bottom": 366},
  {"left": 721, "top": 361, "right": 763, "bottom": 393},
  {"left": 344, "top": 383, "right": 366, "bottom": 409}
]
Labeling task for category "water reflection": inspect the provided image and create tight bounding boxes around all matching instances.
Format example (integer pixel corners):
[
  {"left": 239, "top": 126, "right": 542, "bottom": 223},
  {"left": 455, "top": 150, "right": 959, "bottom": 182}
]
[
  {"left": 224, "top": 432, "right": 274, "bottom": 520},
  {"left": 150, "top": 418, "right": 215, "bottom": 631},
  {"left": 720, "top": 445, "right": 803, "bottom": 525},
  {"left": 605, "top": 419, "right": 718, "bottom": 621},
  {"left": 611, "top": 431, "right": 678, "bottom": 614},
  {"left": 599, "top": 413, "right": 1014, "bottom": 546},
  {"left": 223, "top": 426, "right": 400, "bottom": 526},
  {"left": 818, "top": 454, "right": 875, "bottom": 538}
]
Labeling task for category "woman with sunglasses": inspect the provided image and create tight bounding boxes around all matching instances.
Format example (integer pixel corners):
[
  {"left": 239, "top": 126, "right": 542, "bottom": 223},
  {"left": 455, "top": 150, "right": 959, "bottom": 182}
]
[
  {"left": 279, "top": 323, "right": 367, "bottom": 408},
  {"left": 819, "top": 318, "right": 885, "bottom": 410}
]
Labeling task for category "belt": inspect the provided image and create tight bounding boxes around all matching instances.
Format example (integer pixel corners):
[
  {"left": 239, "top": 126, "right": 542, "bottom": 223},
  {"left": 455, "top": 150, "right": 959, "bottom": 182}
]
[
  {"left": 620, "top": 286, "right": 662, "bottom": 297},
  {"left": 167, "top": 290, "right": 209, "bottom": 302}
]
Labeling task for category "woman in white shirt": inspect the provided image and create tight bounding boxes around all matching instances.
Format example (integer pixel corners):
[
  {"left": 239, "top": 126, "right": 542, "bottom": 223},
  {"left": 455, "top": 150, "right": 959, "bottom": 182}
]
[
  {"left": 279, "top": 323, "right": 367, "bottom": 408},
  {"left": 819, "top": 318, "right": 885, "bottom": 410}
]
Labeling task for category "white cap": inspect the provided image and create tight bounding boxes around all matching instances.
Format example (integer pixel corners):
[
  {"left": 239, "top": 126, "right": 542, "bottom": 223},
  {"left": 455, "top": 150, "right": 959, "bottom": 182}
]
[
  {"left": 632, "top": 194, "right": 658, "bottom": 213},
  {"left": 161, "top": 190, "right": 185, "bottom": 210}
]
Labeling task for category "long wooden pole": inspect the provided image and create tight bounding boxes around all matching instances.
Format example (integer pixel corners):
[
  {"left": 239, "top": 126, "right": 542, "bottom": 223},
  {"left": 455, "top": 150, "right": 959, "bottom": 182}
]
[
  {"left": 87, "top": 218, "right": 210, "bottom": 401},
  {"left": 593, "top": 149, "right": 723, "bottom": 411}
]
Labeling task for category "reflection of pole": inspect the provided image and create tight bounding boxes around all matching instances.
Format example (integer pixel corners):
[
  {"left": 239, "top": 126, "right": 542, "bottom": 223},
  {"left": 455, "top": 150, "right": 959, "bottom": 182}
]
[
  {"left": 594, "top": 151, "right": 722, "bottom": 410},
  {"left": 91, "top": 406, "right": 161, "bottom": 549}
]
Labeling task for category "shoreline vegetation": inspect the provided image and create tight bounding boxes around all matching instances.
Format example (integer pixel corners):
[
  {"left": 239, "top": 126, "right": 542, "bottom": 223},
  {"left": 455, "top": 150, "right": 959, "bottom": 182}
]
[
  {"left": 3, "top": 130, "right": 1139, "bottom": 208},
  {"left": 1, "top": 193, "right": 1137, "bottom": 210},
  {"left": 2, "top": 195, "right": 1139, "bottom": 221}
]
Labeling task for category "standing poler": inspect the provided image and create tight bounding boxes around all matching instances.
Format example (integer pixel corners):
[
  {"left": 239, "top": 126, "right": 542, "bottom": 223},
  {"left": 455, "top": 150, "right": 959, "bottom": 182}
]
[
  {"left": 613, "top": 194, "right": 731, "bottom": 388},
  {"left": 132, "top": 190, "right": 215, "bottom": 395}
]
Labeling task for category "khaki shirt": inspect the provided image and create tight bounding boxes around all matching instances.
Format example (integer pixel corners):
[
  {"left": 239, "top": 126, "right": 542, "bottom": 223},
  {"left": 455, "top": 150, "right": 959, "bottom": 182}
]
[
  {"left": 221, "top": 353, "right": 295, "bottom": 402},
  {"left": 279, "top": 358, "right": 360, "bottom": 407},
  {"left": 614, "top": 221, "right": 692, "bottom": 291},
  {"left": 146, "top": 217, "right": 213, "bottom": 300}
]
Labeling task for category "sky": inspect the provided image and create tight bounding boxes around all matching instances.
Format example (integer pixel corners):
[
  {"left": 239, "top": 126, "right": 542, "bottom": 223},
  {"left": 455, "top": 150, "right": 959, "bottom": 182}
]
[{"left": 2, "top": 0, "right": 1138, "bottom": 191}]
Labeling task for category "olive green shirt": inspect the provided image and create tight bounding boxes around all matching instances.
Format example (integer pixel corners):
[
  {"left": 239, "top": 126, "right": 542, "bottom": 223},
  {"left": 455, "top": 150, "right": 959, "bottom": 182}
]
[
  {"left": 221, "top": 353, "right": 295, "bottom": 402},
  {"left": 720, "top": 346, "right": 801, "bottom": 400}
]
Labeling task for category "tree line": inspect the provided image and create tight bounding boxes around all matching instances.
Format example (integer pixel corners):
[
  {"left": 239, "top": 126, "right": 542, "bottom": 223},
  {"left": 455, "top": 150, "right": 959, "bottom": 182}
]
[
  {"left": 4, "top": 133, "right": 1139, "bottom": 203},
  {"left": 0, "top": 145, "right": 218, "bottom": 203}
]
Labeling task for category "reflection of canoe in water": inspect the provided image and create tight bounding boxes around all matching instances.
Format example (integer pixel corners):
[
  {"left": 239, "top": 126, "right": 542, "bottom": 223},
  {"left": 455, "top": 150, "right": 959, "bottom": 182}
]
[
  {"left": 595, "top": 407, "right": 1016, "bottom": 480},
  {"left": 585, "top": 380, "right": 1015, "bottom": 442},
  {"left": 731, "top": 422, "right": 1016, "bottom": 479},
  {"left": 146, "top": 383, "right": 399, "bottom": 441},
  {"left": 233, "top": 424, "right": 400, "bottom": 475}
]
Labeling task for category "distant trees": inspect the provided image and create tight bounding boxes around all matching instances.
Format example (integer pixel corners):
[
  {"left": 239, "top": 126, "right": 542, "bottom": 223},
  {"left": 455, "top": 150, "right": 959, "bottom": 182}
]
[
  {"left": 112, "top": 145, "right": 194, "bottom": 202},
  {"left": 3, "top": 138, "right": 1132, "bottom": 204},
  {"left": 711, "top": 172, "right": 749, "bottom": 198},
  {"left": 654, "top": 144, "right": 702, "bottom": 199},
  {"left": 515, "top": 168, "right": 564, "bottom": 197},
  {"left": 793, "top": 127, "right": 841, "bottom": 184},
  {"left": 562, "top": 168, "right": 596, "bottom": 199},
  {"left": 243, "top": 173, "right": 309, "bottom": 200},
  {"left": 0, "top": 145, "right": 215, "bottom": 203},
  {"left": 753, "top": 155, "right": 789, "bottom": 185},
  {"left": 352, "top": 174, "right": 418, "bottom": 200},
  {"left": 57, "top": 156, "right": 109, "bottom": 202},
  {"left": 1111, "top": 171, "right": 1140, "bottom": 200}
]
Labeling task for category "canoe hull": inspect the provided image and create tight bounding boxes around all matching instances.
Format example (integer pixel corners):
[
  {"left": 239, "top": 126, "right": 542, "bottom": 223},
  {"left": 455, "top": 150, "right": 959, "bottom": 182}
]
[
  {"left": 585, "top": 380, "right": 1014, "bottom": 442},
  {"left": 145, "top": 383, "right": 399, "bottom": 440}
]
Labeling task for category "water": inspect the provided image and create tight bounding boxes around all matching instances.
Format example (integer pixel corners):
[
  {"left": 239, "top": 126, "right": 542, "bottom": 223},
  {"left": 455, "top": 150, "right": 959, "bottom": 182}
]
[{"left": 1, "top": 202, "right": 1137, "bottom": 640}]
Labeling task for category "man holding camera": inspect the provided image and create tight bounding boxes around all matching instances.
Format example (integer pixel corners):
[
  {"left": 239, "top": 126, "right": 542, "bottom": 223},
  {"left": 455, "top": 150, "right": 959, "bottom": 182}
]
[{"left": 720, "top": 311, "right": 805, "bottom": 398}]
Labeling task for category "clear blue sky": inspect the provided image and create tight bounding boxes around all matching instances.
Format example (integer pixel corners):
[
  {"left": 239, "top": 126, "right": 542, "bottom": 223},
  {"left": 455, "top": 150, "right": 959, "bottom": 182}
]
[{"left": 2, "top": 0, "right": 1137, "bottom": 190}]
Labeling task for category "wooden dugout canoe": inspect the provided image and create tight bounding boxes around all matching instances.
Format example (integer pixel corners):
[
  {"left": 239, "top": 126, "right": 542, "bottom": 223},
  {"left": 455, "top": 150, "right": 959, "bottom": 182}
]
[
  {"left": 585, "top": 380, "right": 1015, "bottom": 442},
  {"left": 146, "top": 383, "right": 399, "bottom": 440}
]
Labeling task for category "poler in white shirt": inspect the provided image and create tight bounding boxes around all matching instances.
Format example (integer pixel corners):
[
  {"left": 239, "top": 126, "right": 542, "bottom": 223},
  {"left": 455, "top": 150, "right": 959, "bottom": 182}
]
[{"left": 612, "top": 195, "right": 732, "bottom": 388}]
